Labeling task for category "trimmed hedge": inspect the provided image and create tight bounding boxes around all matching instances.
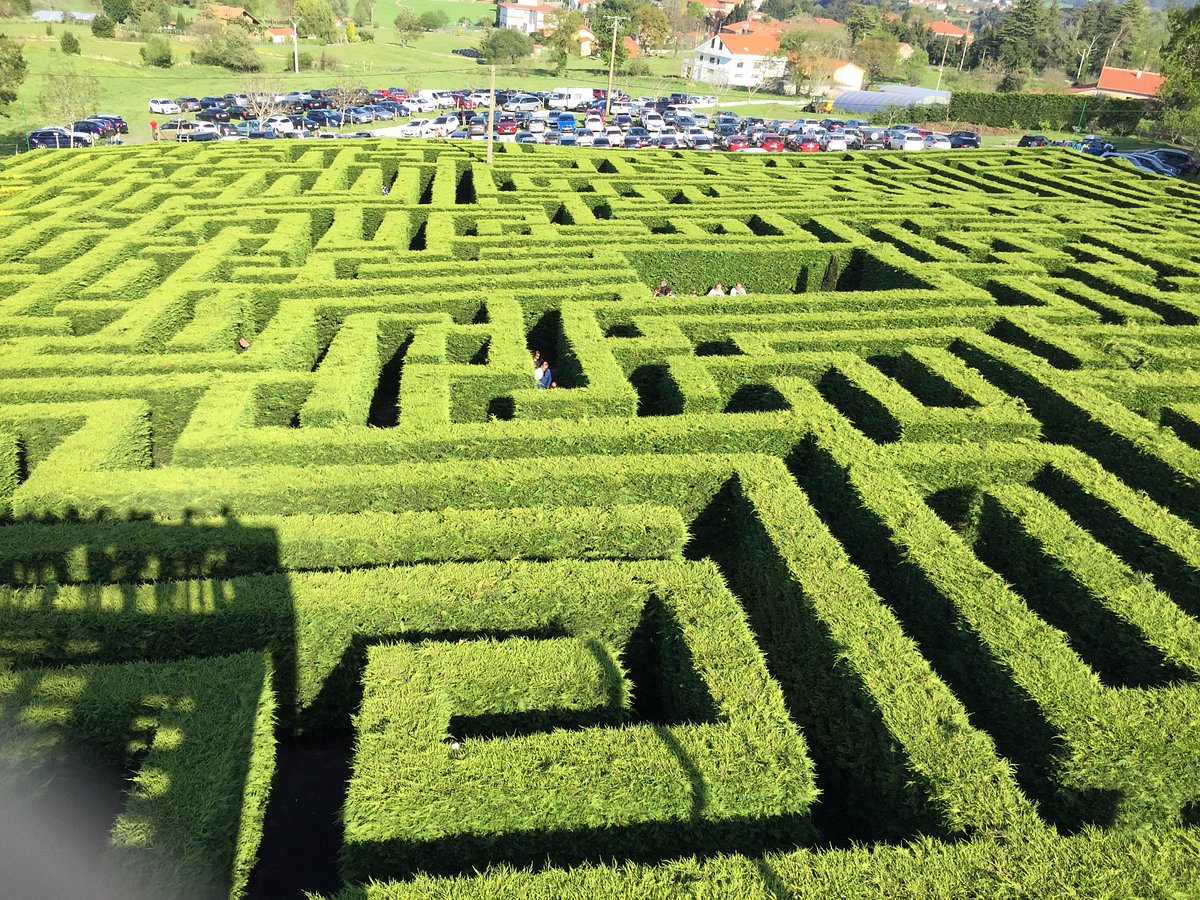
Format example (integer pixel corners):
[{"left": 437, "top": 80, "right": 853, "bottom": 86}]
[{"left": 947, "top": 91, "right": 1146, "bottom": 134}]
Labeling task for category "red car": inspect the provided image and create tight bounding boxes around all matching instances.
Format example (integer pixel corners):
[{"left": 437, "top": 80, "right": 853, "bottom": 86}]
[
  {"left": 761, "top": 133, "right": 784, "bottom": 152},
  {"left": 495, "top": 116, "right": 518, "bottom": 135},
  {"left": 795, "top": 136, "right": 820, "bottom": 152},
  {"left": 724, "top": 134, "right": 750, "bottom": 152}
]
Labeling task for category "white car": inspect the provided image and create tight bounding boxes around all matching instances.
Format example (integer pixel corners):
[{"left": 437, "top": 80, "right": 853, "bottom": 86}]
[
  {"left": 609, "top": 101, "right": 634, "bottom": 115},
  {"left": 576, "top": 128, "right": 595, "bottom": 147},
  {"left": 584, "top": 114, "right": 604, "bottom": 132},
  {"left": 429, "top": 114, "right": 460, "bottom": 137},
  {"left": 819, "top": 131, "right": 848, "bottom": 152},
  {"left": 642, "top": 112, "right": 665, "bottom": 132},
  {"left": 149, "top": 98, "right": 180, "bottom": 114},
  {"left": 889, "top": 131, "right": 925, "bottom": 151},
  {"left": 924, "top": 132, "right": 952, "bottom": 150},
  {"left": 402, "top": 117, "right": 435, "bottom": 137},
  {"left": 682, "top": 127, "right": 709, "bottom": 148},
  {"left": 263, "top": 115, "right": 295, "bottom": 134},
  {"left": 406, "top": 97, "right": 438, "bottom": 114}
]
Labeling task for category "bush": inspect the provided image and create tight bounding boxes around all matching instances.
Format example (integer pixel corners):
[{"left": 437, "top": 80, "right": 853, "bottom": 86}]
[
  {"left": 358, "top": 27, "right": 374, "bottom": 41},
  {"left": 59, "top": 31, "right": 80, "bottom": 55},
  {"left": 139, "top": 35, "right": 173, "bottom": 68},
  {"left": 191, "top": 27, "right": 262, "bottom": 71},
  {"left": 419, "top": 9, "right": 449, "bottom": 30},
  {"left": 623, "top": 58, "right": 652, "bottom": 76},
  {"left": 90, "top": 13, "right": 116, "bottom": 38},
  {"left": 296, "top": 50, "right": 314, "bottom": 71}
]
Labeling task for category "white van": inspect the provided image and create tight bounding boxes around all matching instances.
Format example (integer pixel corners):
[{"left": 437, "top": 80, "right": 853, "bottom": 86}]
[
  {"left": 417, "top": 89, "right": 456, "bottom": 109},
  {"left": 547, "top": 87, "right": 593, "bottom": 111}
]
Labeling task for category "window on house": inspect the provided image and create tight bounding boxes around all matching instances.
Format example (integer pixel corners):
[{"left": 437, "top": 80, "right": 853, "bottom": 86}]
[{"left": 736, "top": 62, "right": 744, "bottom": 68}]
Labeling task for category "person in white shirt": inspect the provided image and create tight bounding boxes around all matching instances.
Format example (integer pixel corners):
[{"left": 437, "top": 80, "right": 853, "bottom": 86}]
[
  {"left": 707, "top": 283, "right": 726, "bottom": 296},
  {"left": 729, "top": 282, "right": 747, "bottom": 296}
]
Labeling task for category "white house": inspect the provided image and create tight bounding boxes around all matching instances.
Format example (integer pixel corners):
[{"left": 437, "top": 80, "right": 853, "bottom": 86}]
[
  {"left": 497, "top": 2, "right": 558, "bottom": 33},
  {"left": 684, "top": 33, "right": 786, "bottom": 88}
]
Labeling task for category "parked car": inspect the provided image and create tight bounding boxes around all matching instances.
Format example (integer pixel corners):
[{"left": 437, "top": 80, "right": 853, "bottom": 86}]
[
  {"left": 559, "top": 134, "right": 579, "bottom": 147},
  {"left": 949, "top": 130, "right": 981, "bottom": 149},
  {"left": 71, "top": 119, "right": 111, "bottom": 139},
  {"left": 176, "top": 122, "right": 219, "bottom": 142},
  {"left": 495, "top": 115, "right": 518, "bottom": 135},
  {"left": 263, "top": 115, "right": 295, "bottom": 134},
  {"left": 642, "top": 112, "right": 665, "bottom": 132},
  {"left": 91, "top": 114, "right": 129, "bottom": 134},
  {"left": 467, "top": 116, "right": 487, "bottom": 137},
  {"left": 889, "top": 131, "right": 925, "bottom": 151},
  {"left": 402, "top": 117, "right": 435, "bottom": 137},
  {"left": 197, "top": 108, "right": 232, "bottom": 124},
  {"left": 27, "top": 128, "right": 92, "bottom": 148},
  {"left": 515, "top": 130, "right": 539, "bottom": 144},
  {"left": 622, "top": 133, "right": 643, "bottom": 149},
  {"left": 175, "top": 96, "right": 201, "bottom": 112},
  {"left": 858, "top": 127, "right": 888, "bottom": 150},
  {"left": 656, "top": 134, "right": 680, "bottom": 150},
  {"left": 503, "top": 94, "right": 542, "bottom": 113},
  {"left": 593, "top": 135, "right": 613, "bottom": 149},
  {"left": 818, "top": 131, "right": 847, "bottom": 152},
  {"left": 761, "top": 133, "right": 784, "bottom": 152},
  {"left": 924, "top": 133, "right": 952, "bottom": 150},
  {"left": 430, "top": 115, "right": 460, "bottom": 136},
  {"left": 723, "top": 134, "right": 750, "bottom": 152},
  {"left": 149, "top": 98, "right": 180, "bottom": 114},
  {"left": 365, "top": 104, "right": 396, "bottom": 121},
  {"left": 1146, "top": 147, "right": 1198, "bottom": 176},
  {"left": 556, "top": 113, "right": 577, "bottom": 133},
  {"left": 1018, "top": 134, "right": 1050, "bottom": 147},
  {"left": 691, "top": 134, "right": 714, "bottom": 151},
  {"left": 1114, "top": 152, "right": 1179, "bottom": 176}
]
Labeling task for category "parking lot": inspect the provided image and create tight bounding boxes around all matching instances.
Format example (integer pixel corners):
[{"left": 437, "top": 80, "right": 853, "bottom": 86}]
[{"left": 25, "top": 86, "right": 1199, "bottom": 175}]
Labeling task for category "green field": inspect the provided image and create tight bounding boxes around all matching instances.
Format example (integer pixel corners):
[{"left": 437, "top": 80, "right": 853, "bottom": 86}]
[{"left": 0, "top": 141, "right": 1199, "bottom": 897}]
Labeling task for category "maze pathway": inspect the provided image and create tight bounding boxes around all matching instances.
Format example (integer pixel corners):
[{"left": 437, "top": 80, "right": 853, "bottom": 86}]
[{"left": 0, "top": 142, "right": 1199, "bottom": 898}]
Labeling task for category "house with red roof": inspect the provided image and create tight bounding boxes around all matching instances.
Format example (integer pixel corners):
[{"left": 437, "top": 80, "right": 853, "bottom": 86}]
[
  {"left": 812, "top": 16, "right": 840, "bottom": 27},
  {"left": 264, "top": 26, "right": 294, "bottom": 43},
  {"left": 684, "top": 32, "right": 787, "bottom": 88},
  {"left": 497, "top": 1, "right": 558, "bottom": 33},
  {"left": 930, "top": 20, "right": 971, "bottom": 40},
  {"left": 1069, "top": 65, "right": 1167, "bottom": 100}
]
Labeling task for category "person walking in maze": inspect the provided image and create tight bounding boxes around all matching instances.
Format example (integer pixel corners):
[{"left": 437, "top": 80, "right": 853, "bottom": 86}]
[
  {"left": 532, "top": 350, "right": 542, "bottom": 382},
  {"left": 730, "top": 282, "right": 747, "bottom": 296},
  {"left": 653, "top": 279, "right": 675, "bottom": 298},
  {"left": 708, "top": 283, "right": 726, "bottom": 296},
  {"left": 536, "top": 360, "right": 552, "bottom": 389}
]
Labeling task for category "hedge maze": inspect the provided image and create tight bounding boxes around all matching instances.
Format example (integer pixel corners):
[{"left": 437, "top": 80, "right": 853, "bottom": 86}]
[{"left": 1, "top": 142, "right": 1199, "bottom": 898}]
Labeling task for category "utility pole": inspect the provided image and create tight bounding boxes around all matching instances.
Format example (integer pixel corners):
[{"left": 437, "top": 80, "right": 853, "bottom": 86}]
[
  {"left": 934, "top": 33, "right": 951, "bottom": 92},
  {"left": 290, "top": 15, "right": 302, "bottom": 74},
  {"left": 603, "top": 15, "right": 629, "bottom": 120},
  {"left": 958, "top": 30, "right": 969, "bottom": 71},
  {"left": 487, "top": 63, "right": 496, "bottom": 165}
]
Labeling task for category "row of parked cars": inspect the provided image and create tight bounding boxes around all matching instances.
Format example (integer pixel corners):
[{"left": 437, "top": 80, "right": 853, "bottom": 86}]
[
  {"left": 27, "top": 114, "right": 129, "bottom": 148},
  {"left": 1017, "top": 132, "right": 1198, "bottom": 178}
]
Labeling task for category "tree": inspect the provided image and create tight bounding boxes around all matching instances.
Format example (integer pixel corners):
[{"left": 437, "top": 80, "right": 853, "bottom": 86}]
[
  {"left": 479, "top": 27, "right": 533, "bottom": 64},
  {"left": 0, "top": 35, "right": 26, "bottom": 115},
  {"left": 780, "top": 25, "right": 848, "bottom": 96},
  {"left": 725, "top": 0, "right": 751, "bottom": 24},
  {"left": 38, "top": 69, "right": 99, "bottom": 143},
  {"left": 632, "top": 2, "right": 670, "bottom": 51},
  {"left": 296, "top": 0, "right": 338, "bottom": 42},
  {"left": 140, "top": 35, "right": 173, "bottom": 66},
  {"left": 353, "top": 0, "right": 372, "bottom": 27},
  {"left": 546, "top": 7, "right": 583, "bottom": 75},
  {"left": 902, "top": 46, "right": 929, "bottom": 85},
  {"left": 192, "top": 28, "right": 263, "bottom": 70},
  {"left": 91, "top": 14, "right": 116, "bottom": 38},
  {"left": 327, "top": 76, "right": 366, "bottom": 125},
  {"left": 853, "top": 35, "right": 899, "bottom": 85},
  {"left": 846, "top": 3, "right": 880, "bottom": 45},
  {"left": 345, "top": 19, "right": 357, "bottom": 42},
  {"left": 1159, "top": 3, "right": 1199, "bottom": 149},
  {"left": 418, "top": 9, "right": 448, "bottom": 31},
  {"left": 393, "top": 5, "right": 422, "bottom": 46},
  {"left": 59, "top": 31, "right": 81, "bottom": 55},
  {"left": 101, "top": 0, "right": 133, "bottom": 23},
  {"left": 242, "top": 74, "right": 287, "bottom": 121}
]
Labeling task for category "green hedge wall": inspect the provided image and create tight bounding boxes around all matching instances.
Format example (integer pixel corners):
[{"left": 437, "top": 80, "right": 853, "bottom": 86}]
[{"left": 947, "top": 92, "right": 1147, "bottom": 134}]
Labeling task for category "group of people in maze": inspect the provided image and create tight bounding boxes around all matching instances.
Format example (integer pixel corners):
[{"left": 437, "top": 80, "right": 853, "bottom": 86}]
[
  {"left": 653, "top": 279, "right": 747, "bottom": 298},
  {"left": 531, "top": 350, "right": 556, "bottom": 389}
]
